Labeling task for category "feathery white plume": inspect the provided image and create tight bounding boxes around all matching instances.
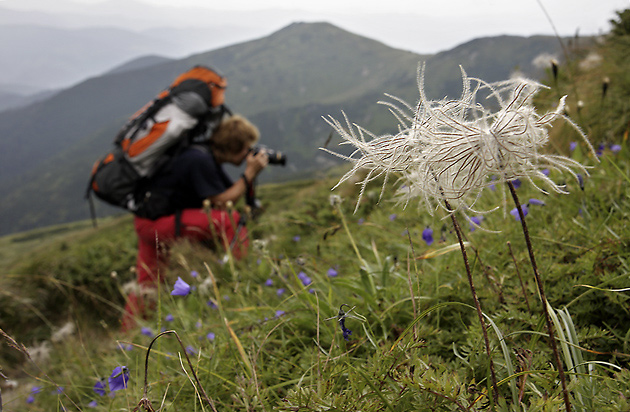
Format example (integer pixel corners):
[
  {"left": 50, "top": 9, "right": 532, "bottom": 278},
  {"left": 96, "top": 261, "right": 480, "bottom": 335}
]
[{"left": 323, "top": 64, "right": 596, "bottom": 215}]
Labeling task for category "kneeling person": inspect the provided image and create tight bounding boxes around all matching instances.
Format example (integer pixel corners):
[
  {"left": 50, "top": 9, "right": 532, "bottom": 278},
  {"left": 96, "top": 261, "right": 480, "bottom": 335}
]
[{"left": 123, "top": 115, "right": 268, "bottom": 329}]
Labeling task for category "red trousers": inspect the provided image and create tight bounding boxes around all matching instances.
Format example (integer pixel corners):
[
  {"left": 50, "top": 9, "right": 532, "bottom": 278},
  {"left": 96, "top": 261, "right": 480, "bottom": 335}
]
[
  {"left": 134, "top": 208, "right": 248, "bottom": 285},
  {"left": 122, "top": 208, "right": 248, "bottom": 331}
]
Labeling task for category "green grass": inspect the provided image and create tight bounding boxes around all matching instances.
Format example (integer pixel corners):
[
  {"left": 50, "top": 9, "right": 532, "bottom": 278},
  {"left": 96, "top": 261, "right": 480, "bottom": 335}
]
[{"left": 2, "top": 19, "right": 630, "bottom": 411}]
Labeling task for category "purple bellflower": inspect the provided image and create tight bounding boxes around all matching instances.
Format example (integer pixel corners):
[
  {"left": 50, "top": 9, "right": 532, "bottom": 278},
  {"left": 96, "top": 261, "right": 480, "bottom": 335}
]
[
  {"left": 577, "top": 174, "right": 585, "bottom": 190},
  {"left": 469, "top": 216, "right": 483, "bottom": 232},
  {"left": 511, "top": 178, "right": 522, "bottom": 189},
  {"left": 108, "top": 366, "right": 129, "bottom": 392},
  {"left": 510, "top": 204, "right": 529, "bottom": 221},
  {"left": 141, "top": 327, "right": 153, "bottom": 337},
  {"left": 298, "top": 271, "right": 312, "bottom": 286},
  {"left": 93, "top": 380, "right": 106, "bottom": 397},
  {"left": 422, "top": 226, "right": 434, "bottom": 245},
  {"left": 171, "top": 277, "right": 191, "bottom": 296}
]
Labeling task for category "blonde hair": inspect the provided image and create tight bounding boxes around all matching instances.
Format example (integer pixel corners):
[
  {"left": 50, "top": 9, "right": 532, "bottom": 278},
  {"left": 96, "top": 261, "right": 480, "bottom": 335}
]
[{"left": 211, "top": 115, "right": 260, "bottom": 155}]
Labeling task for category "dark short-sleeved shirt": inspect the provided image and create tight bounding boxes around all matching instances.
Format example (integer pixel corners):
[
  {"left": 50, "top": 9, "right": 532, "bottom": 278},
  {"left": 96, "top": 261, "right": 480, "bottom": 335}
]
[{"left": 143, "top": 146, "right": 233, "bottom": 217}]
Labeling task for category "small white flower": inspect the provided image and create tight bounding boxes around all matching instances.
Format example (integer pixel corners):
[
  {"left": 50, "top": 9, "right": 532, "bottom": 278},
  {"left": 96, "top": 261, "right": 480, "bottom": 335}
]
[
  {"left": 329, "top": 194, "right": 342, "bottom": 207},
  {"left": 51, "top": 321, "right": 75, "bottom": 343},
  {"left": 26, "top": 341, "right": 51, "bottom": 364}
]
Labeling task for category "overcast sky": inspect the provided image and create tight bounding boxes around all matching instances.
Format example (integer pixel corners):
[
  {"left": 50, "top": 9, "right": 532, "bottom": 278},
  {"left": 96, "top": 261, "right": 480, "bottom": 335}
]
[{"left": 3, "top": 0, "right": 629, "bottom": 54}]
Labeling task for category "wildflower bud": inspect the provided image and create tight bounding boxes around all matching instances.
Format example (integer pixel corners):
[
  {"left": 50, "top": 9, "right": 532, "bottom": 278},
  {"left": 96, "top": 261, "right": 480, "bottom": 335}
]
[
  {"left": 422, "top": 226, "right": 434, "bottom": 245},
  {"left": 577, "top": 174, "right": 585, "bottom": 190},
  {"left": 110, "top": 271, "right": 118, "bottom": 279},
  {"left": 225, "top": 200, "right": 233, "bottom": 210},
  {"left": 329, "top": 194, "right": 342, "bottom": 207},
  {"left": 203, "top": 199, "right": 211, "bottom": 212},
  {"left": 602, "top": 77, "right": 609, "bottom": 99},
  {"left": 577, "top": 100, "right": 584, "bottom": 114},
  {"left": 551, "top": 59, "right": 559, "bottom": 82}
]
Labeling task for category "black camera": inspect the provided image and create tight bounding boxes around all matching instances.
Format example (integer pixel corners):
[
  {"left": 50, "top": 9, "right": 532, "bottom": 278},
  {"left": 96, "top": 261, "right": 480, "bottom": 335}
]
[{"left": 251, "top": 146, "right": 286, "bottom": 166}]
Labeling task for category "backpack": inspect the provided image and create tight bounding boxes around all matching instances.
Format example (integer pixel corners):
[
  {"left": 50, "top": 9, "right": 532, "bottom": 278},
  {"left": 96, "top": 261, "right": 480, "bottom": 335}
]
[{"left": 87, "top": 65, "right": 229, "bottom": 221}]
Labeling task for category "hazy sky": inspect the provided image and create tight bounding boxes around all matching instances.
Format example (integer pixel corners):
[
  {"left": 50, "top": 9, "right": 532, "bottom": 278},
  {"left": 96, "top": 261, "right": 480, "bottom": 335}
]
[{"left": 4, "top": 0, "right": 629, "bottom": 54}]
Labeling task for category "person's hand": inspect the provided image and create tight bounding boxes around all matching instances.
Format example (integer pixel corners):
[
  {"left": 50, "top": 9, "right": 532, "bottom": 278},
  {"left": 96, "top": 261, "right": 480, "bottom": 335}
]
[{"left": 244, "top": 149, "right": 268, "bottom": 179}]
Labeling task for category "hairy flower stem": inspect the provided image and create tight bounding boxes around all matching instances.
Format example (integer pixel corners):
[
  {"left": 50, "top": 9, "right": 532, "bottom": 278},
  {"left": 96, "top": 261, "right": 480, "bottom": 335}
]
[
  {"left": 507, "top": 241, "right": 531, "bottom": 313},
  {"left": 444, "top": 200, "right": 499, "bottom": 405},
  {"left": 507, "top": 182, "right": 571, "bottom": 412}
]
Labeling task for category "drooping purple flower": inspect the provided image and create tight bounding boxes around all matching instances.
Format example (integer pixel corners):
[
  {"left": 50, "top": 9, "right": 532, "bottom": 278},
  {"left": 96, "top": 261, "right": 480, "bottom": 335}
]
[
  {"left": 611, "top": 144, "right": 622, "bottom": 153},
  {"left": 389, "top": 213, "right": 397, "bottom": 221},
  {"left": 186, "top": 346, "right": 197, "bottom": 355},
  {"left": 275, "top": 310, "right": 285, "bottom": 318},
  {"left": 510, "top": 204, "right": 529, "bottom": 221},
  {"left": 357, "top": 218, "right": 365, "bottom": 225},
  {"left": 108, "top": 366, "right": 129, "bottom": 392},
  {"left": 577, "top": 174, "right": 585, "bottom": 190},
  {"left": 569, "top": 141, "right": 577, "bottom": 152},
  {"left": 88, "top": 400, "right": 98, "bottom": 408},
  {"left": 422, "top": 226, "right": 434, "bottom": 246},
  {"left": 469, "top": 216, "right": 483, "bottom": 232},
  {"left": 93, "top": 380, "right": 106, "bottom": 397},
  {"left": 529, "top": 198, "right": 546, "bottom": 206},
  {"left": 340, "top": 318, "right": 352, "bottom": 341},
  {"left": 597, "top": 143, "right": 605, "bottom": 157},
  {"left": 293, "top": 235, "right": 301, "bottom": 242},
  {"left": 171, "top": 277, "right": 191, "bottom": 296},
  {"left": 327, "top": 267, "right": 338, "bottom": 277},
  {"left": 165, "top": 314, "right": 174, "bottom": 322},
  {"left": 206, "top": 332, "right": 215, "bottom": 341},
  {"left": 27, "top": 385, "right": 42, "bottom": 402},
  {"left": 141, "top": 327, "right": 153, "bottom": 337},
  {"left": 190, "top": 270, "right": 199, "bottom": 278},
  {"left": 336, "top": 305, "right": 353, "bottom": 341},
  {"left": 298, "top": 271, "right": 312, "bottom": 286},
  {"left": 265, "top": 278, "right": 273, "bottom": 286},
  {"left": 207, "top": 300, "right": 217, "bottom": 309},
  {"left": 276, "top": 288, "right": 285, "bottom": 296},
  {"left": 541, "top": 169, "right": 550, "bottom": 176},
  {"left": 511, "top": 179, "right": 522, "bottom": 189}
]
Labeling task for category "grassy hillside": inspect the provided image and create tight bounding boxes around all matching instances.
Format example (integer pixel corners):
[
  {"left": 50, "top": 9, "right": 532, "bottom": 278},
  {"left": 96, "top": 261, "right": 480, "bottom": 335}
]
[{"left": 1, "top": 12, "right": 630, "bottom": 411}]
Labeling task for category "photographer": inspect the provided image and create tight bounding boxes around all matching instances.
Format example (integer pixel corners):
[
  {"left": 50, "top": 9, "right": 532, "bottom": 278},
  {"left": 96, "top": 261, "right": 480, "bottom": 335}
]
[{"left": 122, "top": 115, "right": 268, "bottom": 330}]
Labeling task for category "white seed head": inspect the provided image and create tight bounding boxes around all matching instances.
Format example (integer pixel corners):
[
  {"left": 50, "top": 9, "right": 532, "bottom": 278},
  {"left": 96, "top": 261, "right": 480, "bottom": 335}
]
[{"left": 323, "top": 64, "right": 596, "bottom": 215}]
